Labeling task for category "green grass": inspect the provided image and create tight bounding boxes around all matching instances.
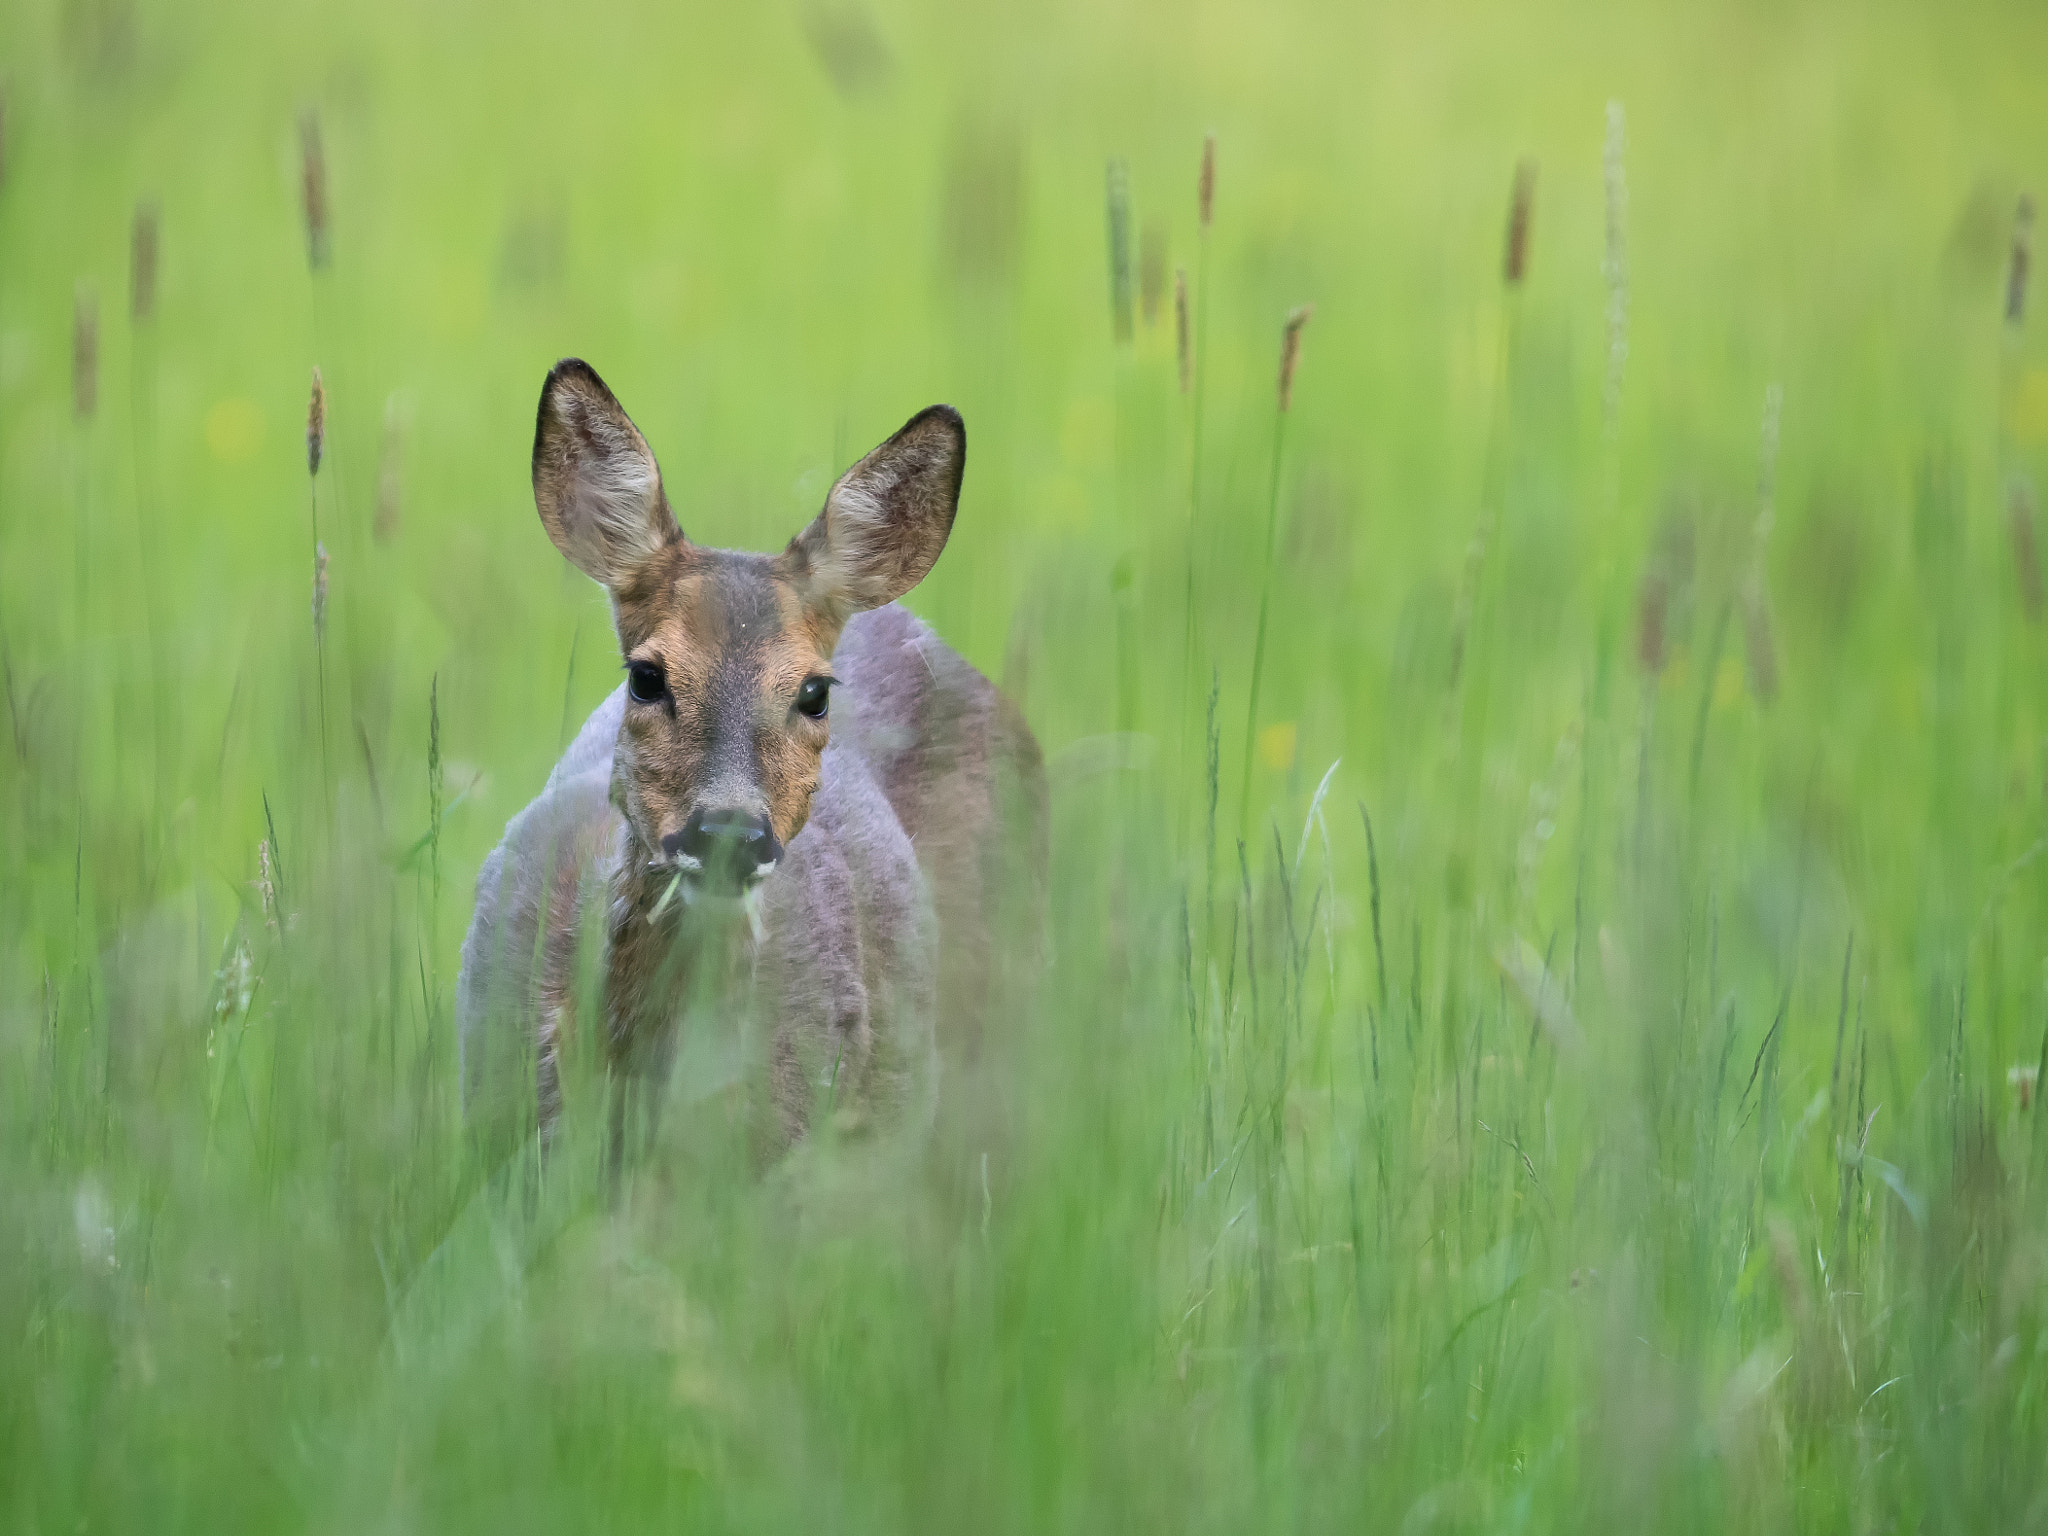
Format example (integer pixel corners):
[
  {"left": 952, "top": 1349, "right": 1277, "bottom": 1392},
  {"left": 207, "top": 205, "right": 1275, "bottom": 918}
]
[{"left": 7, "top": 0, "right": 2048, "bottom": 1527}]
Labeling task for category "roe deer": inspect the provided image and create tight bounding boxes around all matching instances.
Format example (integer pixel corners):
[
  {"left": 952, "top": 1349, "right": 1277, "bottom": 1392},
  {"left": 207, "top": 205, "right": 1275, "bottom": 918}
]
[{"left": 457, "top": 360, "right": 1045, "bottom": 1167}]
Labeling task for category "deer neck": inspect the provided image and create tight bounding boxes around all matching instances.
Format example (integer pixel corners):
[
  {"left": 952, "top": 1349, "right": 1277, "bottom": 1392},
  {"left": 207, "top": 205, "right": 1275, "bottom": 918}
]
[{"left": 603, "top": 831, "right": 762, "bottom": 1073}]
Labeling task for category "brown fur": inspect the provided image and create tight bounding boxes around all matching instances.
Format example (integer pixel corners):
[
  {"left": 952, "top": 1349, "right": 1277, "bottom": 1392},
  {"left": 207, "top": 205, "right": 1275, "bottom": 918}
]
[
  {"left": 457, "top": 360, "right": 1044, "bottom": 1167},
  {"left": 608, "top": 547, "right": 838, "bottom": 855}
]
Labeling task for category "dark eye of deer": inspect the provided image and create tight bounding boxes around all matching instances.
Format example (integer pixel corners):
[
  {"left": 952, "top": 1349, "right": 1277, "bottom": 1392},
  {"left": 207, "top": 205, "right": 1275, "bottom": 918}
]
[
  {"left": 795, "top": 676, "right": 831, "bottom": 720},
  {"left": 627, "top": 660, "right": 666, "bottom": 705}
]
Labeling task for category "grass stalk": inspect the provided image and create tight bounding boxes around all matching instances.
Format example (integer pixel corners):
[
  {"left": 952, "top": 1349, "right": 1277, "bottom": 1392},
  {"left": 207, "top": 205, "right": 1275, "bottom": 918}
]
[
  {"left": 1204, "top": 666, "right": 1220, "bottom": 949},
  {"left": 1446, "top": 162, "right": 1536, "bottom": 906},
  {"left": 307, "top": 367, "right": 332, "bottom": 819},
  {"left": 1180, "top": 134, "right": 1217, "bottom": 829},
  {"left": 9, "top": 30, "right": 2048, "bottom": 1526},
  {"left": 72, "top": 286, "right": 98, "bottom": 673},
  {"left": 129, "top": 201, "right": 174, "bottom": 821},
  {"left": 1236, "top": 306, "right": 1311, "bottom": 848},
  {"left": 428, "top": 672, "right": 444, "bottom": 988}
]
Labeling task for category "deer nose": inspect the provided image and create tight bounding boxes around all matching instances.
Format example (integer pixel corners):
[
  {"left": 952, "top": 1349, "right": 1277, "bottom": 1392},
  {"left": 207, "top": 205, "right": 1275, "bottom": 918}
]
[{"left": 665, "top": 809, "right": 781, "bottom": 884}]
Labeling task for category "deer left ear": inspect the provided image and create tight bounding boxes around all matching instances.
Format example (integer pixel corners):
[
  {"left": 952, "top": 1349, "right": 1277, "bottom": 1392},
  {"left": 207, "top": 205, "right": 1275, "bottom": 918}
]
[
  {"left": 532, "top": 359, "right": 681, "bottom": 591},
  {"left": 785, "top": 405, "right": 964, "bottom": 623}
]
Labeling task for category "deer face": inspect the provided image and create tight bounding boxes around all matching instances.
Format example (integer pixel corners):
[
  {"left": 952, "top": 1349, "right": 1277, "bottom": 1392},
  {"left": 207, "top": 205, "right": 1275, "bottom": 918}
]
[{"left": 531, "top": 359, "right": 963, "bottom": 896}]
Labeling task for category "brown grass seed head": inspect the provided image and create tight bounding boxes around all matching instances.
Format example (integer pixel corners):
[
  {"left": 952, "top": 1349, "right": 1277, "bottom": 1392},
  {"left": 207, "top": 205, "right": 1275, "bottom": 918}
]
[
  {"left": 1139, "top": 217, "right": 1166, "bottom": 326},
  {"left": 300, "top": 110, "right": 329, "bottom": 271},
  {"left": 1106, "top": 158, "right": 1134, "bottom": 345},
  {"left": 307, "top": 366, "right": 326, "bottom": 478},
  {"left": 1504, "top": 158, "right": 1538, "bottom": 286},
  {"left": 1636, "top": 567, "right": 1669, "bottom": 676},
  {"left": 73, "top": 287, "right": 98, "bottom": 421},
  {"left": 1174, "top": 267, "right": 1191, "bottom": 395},
  {"left": 313, "top": 542, "right": 330, "bottom": 640},
  {"left": 1278, "top": 304, "right": 1313, "bottom": 412},
  {"left": 2008, "top": 194, "right": 2034, "bottom": 327},
  {"left": 131, "top": 202, "right": 159, "bottom": 323},
  {"left": 1199, "top": 132, "right": 1215, "bottom": 230}
]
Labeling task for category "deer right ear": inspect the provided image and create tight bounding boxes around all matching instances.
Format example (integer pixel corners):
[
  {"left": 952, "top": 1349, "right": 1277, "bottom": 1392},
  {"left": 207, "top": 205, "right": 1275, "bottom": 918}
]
[
  {"left": 784, "top": 404, "right": 965, "bottom": 625},
  {"left": 531, "top": 359, "right": 680, "bottom": 589}
]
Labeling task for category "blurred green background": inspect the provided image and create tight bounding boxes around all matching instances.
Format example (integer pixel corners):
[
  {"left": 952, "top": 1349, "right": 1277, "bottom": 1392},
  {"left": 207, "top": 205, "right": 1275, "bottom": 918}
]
[{"left": 6, "top": 0, "right": 2048, "bottom": 1528}]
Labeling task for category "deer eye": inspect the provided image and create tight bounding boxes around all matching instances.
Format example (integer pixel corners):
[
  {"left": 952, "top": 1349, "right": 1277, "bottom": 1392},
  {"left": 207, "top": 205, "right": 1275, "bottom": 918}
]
[
  {"left": 795, "top": 676, "right": 832, "bottom": 720},
  {"left": 626, "top": 660, "right": 667, "bottom": 705}
]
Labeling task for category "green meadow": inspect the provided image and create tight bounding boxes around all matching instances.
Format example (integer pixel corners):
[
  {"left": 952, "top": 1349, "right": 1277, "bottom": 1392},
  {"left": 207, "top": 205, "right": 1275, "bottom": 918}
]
[{"left": 6, "top": 0, "right": 2048, "bottom": 1526}]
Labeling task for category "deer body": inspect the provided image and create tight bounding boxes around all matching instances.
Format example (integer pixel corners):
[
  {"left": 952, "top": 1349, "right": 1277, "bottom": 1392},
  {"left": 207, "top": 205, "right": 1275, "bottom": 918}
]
[{"left": 456, "top": 361, "right": 1043, "bottom": 1161}]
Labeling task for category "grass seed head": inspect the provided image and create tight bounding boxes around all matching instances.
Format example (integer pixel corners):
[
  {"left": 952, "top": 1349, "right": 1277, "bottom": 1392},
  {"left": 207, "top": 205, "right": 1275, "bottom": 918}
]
[
  {"left": 376, "top": 394, "right": 405, "bottom": 542},
  {"left": 131, "top": 201, "right": 159, "bottom": 323},
  {"left": 300, "top": 110, "right": 329, "bottom": 271},
  {"left": 1174, "top": 266, "right": 1191, "bottom": 395},
  {"left": 1139, "top": 216, "right": 1166, "bottom": 326},
  {"left": 1278, "top": 304, "right": 1313, "bottom": 412},
  {"left": 2009, "top": 1063, "right": 2039, "bottom": 1111},
  {"left": 1636, "top": 567, "right": 1669, "bottom": 677},
  {"left": 255, "top": 839, "right": 278, "bottom": 933},
  {"left": 72, "top": 287, "right": 98, "bottom": 421},
  {"left": 1199, "top": 132, "right": 1215, "bottom": 230},
  {"left": 1106, "top": 158, "right": 1133, "bottom": 344},
  {"left": 2008, "top": 194, "right": 2034, "bottom": 327},
  {"left": 307, "top": 366, "right": 326, "bottom": 478},
  {"left": 1504, "top": 158, "right": 1537, "bottom": 286},
  {"left": 1740, "top": 580, "right": 1779, "bottom": 704},
  {"left": 312, "top": 541, "right": 330, "bottom": 640}
]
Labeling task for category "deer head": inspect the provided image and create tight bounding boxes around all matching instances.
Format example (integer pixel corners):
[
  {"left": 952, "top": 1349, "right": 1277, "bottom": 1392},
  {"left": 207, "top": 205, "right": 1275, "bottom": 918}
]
[{"left": 530, "top": 358, "right": 963, "bottom": 896}]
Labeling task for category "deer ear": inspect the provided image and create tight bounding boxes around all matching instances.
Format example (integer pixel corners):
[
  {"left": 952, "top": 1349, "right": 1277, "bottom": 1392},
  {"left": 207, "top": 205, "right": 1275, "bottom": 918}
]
[
  {"left": 531, "top": 359, "right": 680, "bottom": 588},
  {"left": 785, "top": 405, "right": 964, "bottom": 622}
]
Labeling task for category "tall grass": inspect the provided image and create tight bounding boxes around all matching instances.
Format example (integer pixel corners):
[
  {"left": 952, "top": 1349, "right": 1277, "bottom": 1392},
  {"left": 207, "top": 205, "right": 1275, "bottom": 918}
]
[
  {"left": 1236, "top": 303, "right": 1311, "bottom": 848},
  {"left": 4, "top": 0, "right": 2048, "bottom": 1530},
  {"left": 1180, "top": 132, "right": 1216, "bottom": 792}
]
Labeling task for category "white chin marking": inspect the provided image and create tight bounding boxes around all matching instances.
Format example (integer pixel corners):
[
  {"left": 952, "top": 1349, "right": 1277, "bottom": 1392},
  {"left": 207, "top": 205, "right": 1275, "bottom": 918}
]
[{"left": 742, "top": 883, "right": 767, "bottom": 942}]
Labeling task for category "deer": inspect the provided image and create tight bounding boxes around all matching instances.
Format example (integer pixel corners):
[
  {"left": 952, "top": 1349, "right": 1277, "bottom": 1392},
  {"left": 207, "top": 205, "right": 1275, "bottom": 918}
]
[{"left": 456, "top": 360, "right": 1045, "bottom": 1177}]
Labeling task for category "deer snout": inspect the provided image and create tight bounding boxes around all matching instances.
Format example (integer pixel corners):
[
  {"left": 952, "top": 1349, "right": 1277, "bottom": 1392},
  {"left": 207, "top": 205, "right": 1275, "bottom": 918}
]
[{"left": 664, "top": 808, "right": 782, "bottom": 889}]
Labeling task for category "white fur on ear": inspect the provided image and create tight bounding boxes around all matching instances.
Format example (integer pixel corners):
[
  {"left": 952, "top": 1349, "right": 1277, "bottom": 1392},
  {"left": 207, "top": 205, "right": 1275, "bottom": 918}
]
[
  {"left": 788, "top": 405, "right": 964, "bottom": 620},
  {"left": 567, "top": 441, "right": 662, "bottom": 568},
  {"left": 532, "top": 359, "right": 679, "bottom": 588}
]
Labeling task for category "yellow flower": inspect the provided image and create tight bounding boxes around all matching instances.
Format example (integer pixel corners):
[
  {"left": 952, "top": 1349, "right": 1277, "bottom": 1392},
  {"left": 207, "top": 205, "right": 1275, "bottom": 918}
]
[
  {"left": 2010, "top": 366, "right": 2048, "bottom": 447},
  {"left": 205, "top": 397, "right": 264, "bottom": 464},
  {"left": 1258, "top": 721, "right": 1298, "bottom": 771}
]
